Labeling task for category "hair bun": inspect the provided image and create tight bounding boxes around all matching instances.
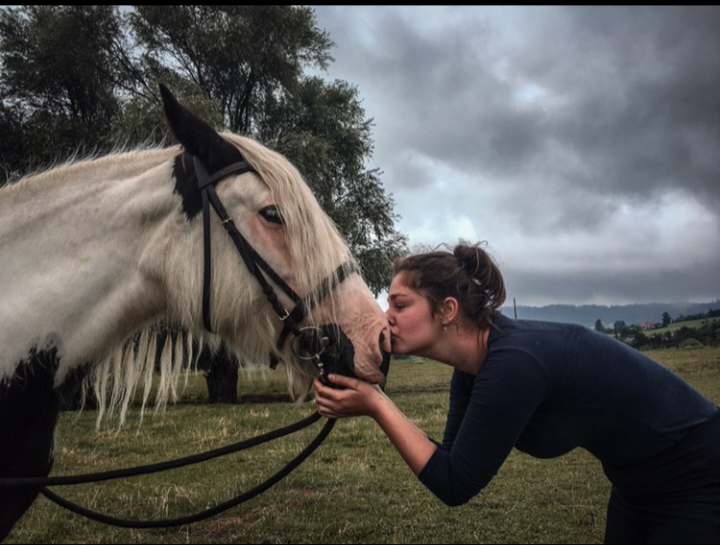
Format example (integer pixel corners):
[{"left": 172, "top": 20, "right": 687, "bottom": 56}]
[
  {"left": 453, "top": 245, "right": 478, "bottom": 274},
  {"left": 454, "top": 242, "right": 506, "bottom": 310}
]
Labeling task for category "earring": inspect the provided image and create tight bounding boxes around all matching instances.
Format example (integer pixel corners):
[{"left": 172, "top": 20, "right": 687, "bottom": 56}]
[{"left": 442, "top": 325, "right": 448, "bottom": 331}]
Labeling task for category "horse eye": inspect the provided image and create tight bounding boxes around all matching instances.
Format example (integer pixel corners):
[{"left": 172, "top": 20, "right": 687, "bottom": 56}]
[{"left": 259, "top": 205, "right": 284, "bottom": 225}]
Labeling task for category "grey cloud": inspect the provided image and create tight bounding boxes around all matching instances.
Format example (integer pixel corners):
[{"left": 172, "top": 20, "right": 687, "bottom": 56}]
[
  {"left": 314, "top": 5, "right": 720, "bottom": 208},
  {"left": 312, "top": 6, "right": 720, "bottom": 304},
  {"left": 514, "top": 7, "right": 720, "bottom": 206}
]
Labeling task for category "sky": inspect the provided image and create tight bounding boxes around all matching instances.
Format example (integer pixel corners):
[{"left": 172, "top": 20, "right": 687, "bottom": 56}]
[{"left": 310, "top": 6, "right": 720, "bottom": 307}]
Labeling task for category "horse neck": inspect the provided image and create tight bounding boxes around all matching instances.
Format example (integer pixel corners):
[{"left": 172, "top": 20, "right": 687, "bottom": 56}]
[{"left": 0, "top": 150, "right": 179, "bottom": 383}]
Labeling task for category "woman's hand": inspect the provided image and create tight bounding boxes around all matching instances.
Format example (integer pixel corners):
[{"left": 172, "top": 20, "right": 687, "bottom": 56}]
[
  {"left": 313, "top": 374, "right": 385, "bottom": 420},
  {"left": 315, "top": 374, "right": 437, "bottom": 476}
]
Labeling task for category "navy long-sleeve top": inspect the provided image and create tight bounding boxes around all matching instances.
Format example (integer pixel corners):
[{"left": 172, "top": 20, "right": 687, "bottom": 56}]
[{"left": 418, "top": 312, "right": 718, "bottom": 506}]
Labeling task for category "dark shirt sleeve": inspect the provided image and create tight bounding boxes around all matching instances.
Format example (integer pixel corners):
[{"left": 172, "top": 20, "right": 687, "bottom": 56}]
[
  {"left": 418, "top": 347, "right": 549, "bottom": 506},
  {"left": 442, "top": 368, "right": 475, "bottom": 450}
]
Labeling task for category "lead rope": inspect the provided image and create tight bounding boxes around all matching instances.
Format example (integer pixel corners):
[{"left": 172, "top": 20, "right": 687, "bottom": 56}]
[
  {"left": 0, "top": 413, "right": 334, "bottom": 528},
  {"left": 40, "top": 417, "right": 335, "bottom": 528}
]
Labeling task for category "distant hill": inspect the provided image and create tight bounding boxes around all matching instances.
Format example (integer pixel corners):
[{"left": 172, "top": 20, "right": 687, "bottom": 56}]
[{"left": 509, "top": 301, "right": 720, "bottom": 328}]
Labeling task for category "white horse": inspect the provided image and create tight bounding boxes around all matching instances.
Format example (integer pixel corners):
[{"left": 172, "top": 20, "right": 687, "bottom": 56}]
[{"left": 0, "top": 86, "right": 392, "bottom": 539}]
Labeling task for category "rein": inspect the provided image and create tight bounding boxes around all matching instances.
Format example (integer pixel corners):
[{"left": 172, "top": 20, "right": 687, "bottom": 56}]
[
  {"left": 4, "top": 412, "right": 334, "bottom": 528},
  {"left": 0, "top": 153, "right": 355, "bottom": 528}
]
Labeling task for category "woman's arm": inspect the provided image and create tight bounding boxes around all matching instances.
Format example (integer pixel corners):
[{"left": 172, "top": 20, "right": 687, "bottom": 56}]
[
  {"left": 313, "top": 374, "right": 437, "bottom": 476},
  {"left": 443, "top": 369, "right": 474, "bottom": 449},
  {"left": 316, "top": 348, "right": 549, "bottom": 507}
]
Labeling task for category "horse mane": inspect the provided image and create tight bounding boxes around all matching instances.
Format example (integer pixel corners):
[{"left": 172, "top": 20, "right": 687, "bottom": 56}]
[{"left": 1, "top": 146, "right": 173, "bottom": 199}]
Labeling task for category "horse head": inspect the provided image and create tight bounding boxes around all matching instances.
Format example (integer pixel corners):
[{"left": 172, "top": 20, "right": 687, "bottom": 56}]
[{"left": 157, "top": 86, "right": 392, "bottom": 395}]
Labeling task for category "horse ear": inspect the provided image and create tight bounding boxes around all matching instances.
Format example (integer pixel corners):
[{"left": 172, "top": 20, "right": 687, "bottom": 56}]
[{"left": 159, "top": 84, "right": 244, "bottom": 171}]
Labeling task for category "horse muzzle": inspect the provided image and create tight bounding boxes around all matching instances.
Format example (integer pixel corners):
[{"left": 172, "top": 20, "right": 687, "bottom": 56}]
[{"left": 292, "top": 324, "right": 390, "bottom": 390}]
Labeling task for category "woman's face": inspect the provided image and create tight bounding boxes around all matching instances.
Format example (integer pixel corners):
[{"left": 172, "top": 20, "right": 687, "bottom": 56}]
[{"left": 385, "top": 273, "right": 441, "bottom": 355}]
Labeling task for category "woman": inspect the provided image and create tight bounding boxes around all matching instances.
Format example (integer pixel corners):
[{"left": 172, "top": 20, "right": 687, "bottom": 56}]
[{"left": 314, "top": 243, "right": 720, "bottom": 544}]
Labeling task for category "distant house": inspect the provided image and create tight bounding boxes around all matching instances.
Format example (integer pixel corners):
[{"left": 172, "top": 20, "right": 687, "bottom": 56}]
[{"left": 639, "top": 321, "right": 661, "bottom": 330}]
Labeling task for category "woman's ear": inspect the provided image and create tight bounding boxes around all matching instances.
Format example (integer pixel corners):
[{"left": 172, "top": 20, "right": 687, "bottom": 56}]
[{"left": 440, "top": 297, "right": 460, "bottom": 325}]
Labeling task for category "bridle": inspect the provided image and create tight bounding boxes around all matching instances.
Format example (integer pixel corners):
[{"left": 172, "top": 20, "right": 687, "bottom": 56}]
[{"left": 192, "top": 155, "right": 358, "bottom": 378}]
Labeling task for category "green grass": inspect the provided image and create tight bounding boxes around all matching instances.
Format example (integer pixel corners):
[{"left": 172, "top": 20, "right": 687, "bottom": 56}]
[
  {"left": 6, "top": 348, "right": 720, "bottom": 544},
  {"left": 643, "top": 316, "right": 720, "bottom": 336}
]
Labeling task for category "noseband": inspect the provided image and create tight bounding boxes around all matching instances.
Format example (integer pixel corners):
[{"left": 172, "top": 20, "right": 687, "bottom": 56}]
[{"left": 192, "top": 156, "right": 357, "bottom": 378}]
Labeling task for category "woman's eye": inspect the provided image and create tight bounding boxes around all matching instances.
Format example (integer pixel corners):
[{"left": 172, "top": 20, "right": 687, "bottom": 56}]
[{"left": 259, "top": 205, "right": 284, "bottom": 225}]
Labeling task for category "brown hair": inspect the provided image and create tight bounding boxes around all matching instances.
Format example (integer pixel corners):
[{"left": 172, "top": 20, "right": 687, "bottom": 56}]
[{"left": 393, "top": 242, "right": 506, "bottom": 329}]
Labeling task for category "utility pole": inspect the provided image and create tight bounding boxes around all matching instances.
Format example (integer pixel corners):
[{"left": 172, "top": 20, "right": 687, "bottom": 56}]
[{"left": 513, "top": 297, "right": 517, "bottom": 319}]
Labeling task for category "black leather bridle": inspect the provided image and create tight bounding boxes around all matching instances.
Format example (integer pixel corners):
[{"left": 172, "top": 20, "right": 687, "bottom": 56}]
[{"left": 192, "top": 155, "right": 358, "bottom": 379}]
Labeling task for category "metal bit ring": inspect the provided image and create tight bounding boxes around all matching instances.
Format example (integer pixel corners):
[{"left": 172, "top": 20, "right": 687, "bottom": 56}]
[{"left": 291, "top": 326, "right": 331, "bottom": 361}]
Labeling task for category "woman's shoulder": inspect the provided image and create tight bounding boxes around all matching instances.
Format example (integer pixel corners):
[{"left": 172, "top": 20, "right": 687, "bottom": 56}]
[
  {"left": 489, "top": 312, "right": 580, "bottom": 355},
  {"left": 490, "top": 312, "right": 580, "bottom": 338},
  {"left": 483, "top": 312, "right": 580, "bottom": 386}
]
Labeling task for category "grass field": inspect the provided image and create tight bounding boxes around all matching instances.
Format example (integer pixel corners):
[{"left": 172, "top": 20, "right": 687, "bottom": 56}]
[
  {"left": 6, "top": 347, "right": 720, "bottom": 544},
  {"left": 642, "top": 316, "right": 720, "bottom": 336}
]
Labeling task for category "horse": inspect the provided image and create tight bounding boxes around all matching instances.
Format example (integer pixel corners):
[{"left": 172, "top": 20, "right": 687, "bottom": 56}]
[{"left": 0, "top": 86, "right": 392, "bottom": 540}]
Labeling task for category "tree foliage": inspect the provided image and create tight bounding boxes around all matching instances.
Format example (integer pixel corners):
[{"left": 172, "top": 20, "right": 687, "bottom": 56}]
[
  {"left": 129, "top": 6, "right": 334, "bottom": 135},
  {"left": 0, "top": 6, "right": 122, "bottom": 176}
]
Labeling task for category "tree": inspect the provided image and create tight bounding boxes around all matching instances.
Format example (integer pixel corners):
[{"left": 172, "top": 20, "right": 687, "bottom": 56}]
[
  {"left": 662, "top": 312, "right": 672, "bottom": 328},
  {"left": 129, "top": 6, "right": 334, "bottom": 135},
  {"left": 614, "top": 320, "right": 627, "bottom": 340},
  {"left": 595, "top": 319, "right": 604, "bottom": 333},
  {"left": 0, "top": 103, "right": 27, "bottom": 184},
  {"left": 0, "top": 6, "right": 123, "bottom": 180}
]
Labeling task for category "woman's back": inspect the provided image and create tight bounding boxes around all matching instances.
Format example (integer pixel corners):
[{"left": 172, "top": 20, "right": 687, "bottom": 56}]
[
  {"left": 484, "top": 313, "right": 718, "bottom": 465},
  {"left": 429, "top": 312, "right": 718, "bottom": 505}
]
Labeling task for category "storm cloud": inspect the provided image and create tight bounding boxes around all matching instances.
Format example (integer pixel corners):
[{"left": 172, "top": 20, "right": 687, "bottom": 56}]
[{"left": 312, "top": 6, "right": 720, "bottom": 305}]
